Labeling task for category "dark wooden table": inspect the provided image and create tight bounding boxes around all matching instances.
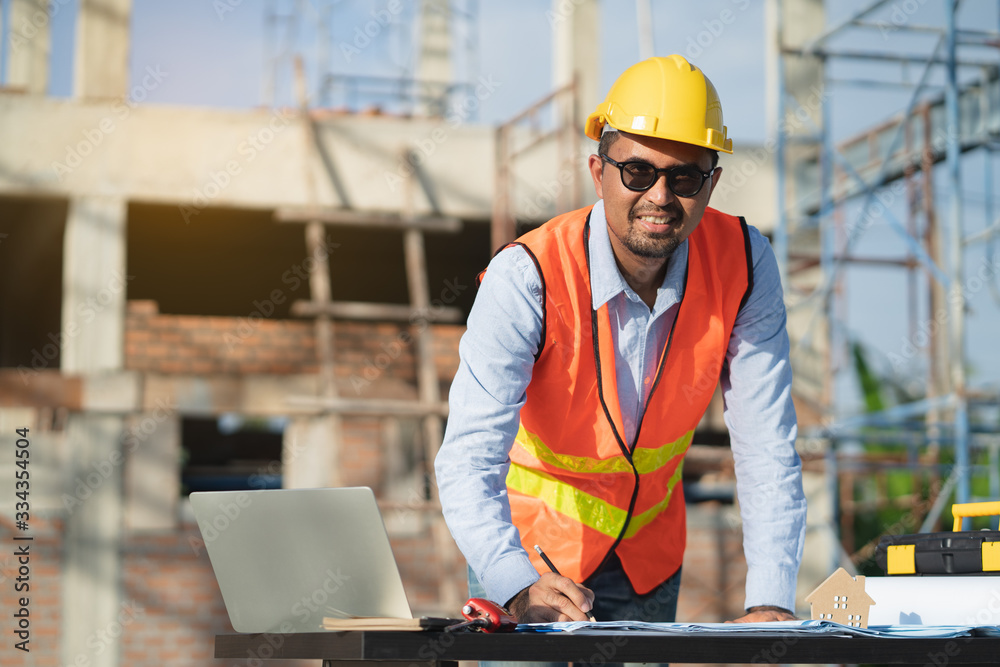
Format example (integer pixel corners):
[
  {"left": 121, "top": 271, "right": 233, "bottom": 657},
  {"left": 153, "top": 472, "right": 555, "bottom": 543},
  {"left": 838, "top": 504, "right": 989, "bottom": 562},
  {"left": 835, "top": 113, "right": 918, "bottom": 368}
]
[{"left": 216, "top": 629, "right": 1000, "bottom": 665}]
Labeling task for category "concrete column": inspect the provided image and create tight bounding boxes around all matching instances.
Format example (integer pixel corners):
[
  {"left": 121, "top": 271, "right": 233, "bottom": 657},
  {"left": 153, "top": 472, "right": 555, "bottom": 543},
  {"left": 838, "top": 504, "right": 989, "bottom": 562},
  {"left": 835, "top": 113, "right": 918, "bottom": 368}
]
[
  {"left": 416, "top": 0, "right": 453, "bottom": 116},
  {"left": 61, "top": 197, "right": 128, "bottom": 373},
  {"left": 74, "top": 0, "right": 132, "bottom": 99},
  {"left": 62, "top": 416, "right": 126, "bottom": 667},
  {"left": 124, "top": 413, "right": 180, "bottom": 532},
  {"left": 552, "top": 0, "right": 598, "bottom": 212},
  {"left": 779, "top": 0, "right": 824, "bottom": 128},
  {"left": 552, "top": 0, "right": 600, "bottom": 121},
  {"left": 60, "top": 195, "right": 128, "bottom": 667},
  {"left": 282, "top": 416, "right": 341, "bottom": 489},
  {"left": 6, "top": 0, "right": 51, "bottom": 94},
  {"left": 767, "top": 0, "right": 826, "bottom": 214}
]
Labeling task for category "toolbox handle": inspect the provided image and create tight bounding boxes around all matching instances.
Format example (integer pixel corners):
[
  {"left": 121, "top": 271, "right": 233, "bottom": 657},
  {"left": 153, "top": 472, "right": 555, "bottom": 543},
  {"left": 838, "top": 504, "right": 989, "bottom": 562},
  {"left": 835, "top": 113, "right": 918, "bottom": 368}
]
[{"left": 952, "top": 501, "right": 1000, "bottom": 531}]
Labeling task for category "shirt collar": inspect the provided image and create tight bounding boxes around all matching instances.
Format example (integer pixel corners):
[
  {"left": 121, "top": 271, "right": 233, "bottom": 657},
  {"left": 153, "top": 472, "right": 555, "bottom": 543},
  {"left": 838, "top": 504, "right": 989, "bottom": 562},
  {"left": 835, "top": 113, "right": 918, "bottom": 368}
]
[
  {"left": 588, "top": 199, "right": 689, "bottom": 313},
  {"left": 588, "top": 200, "right": 629, "bottom": 310}
]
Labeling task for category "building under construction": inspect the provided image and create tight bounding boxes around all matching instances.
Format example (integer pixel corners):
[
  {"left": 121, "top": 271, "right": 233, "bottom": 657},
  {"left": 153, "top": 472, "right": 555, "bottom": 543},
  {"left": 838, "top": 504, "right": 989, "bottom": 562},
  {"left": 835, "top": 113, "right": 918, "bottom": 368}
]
[{"left": 0, "top": 1, "right": 998, "bottom": 666}]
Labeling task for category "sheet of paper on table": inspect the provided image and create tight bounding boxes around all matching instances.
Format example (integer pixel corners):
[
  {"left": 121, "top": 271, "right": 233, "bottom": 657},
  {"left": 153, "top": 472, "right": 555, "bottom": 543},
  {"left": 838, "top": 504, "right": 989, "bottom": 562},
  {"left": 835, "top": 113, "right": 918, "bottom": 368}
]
[{"left": 515, "top": 619, "right": 1000, "bottom": 639}]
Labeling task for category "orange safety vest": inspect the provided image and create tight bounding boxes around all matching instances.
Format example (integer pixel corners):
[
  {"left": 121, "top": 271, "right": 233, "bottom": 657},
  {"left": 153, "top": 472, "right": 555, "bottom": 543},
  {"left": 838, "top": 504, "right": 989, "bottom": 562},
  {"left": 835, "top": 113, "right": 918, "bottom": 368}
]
[{"left": 503, "top": 205, "right": 752, "bottom": 595}]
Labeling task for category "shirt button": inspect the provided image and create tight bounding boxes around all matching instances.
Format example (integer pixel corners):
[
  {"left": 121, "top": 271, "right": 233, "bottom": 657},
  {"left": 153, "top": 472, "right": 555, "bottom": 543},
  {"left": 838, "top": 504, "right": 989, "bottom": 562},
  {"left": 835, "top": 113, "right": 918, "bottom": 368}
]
[{"left": 644, "top": 377, "right": 651, "bottom": 385}]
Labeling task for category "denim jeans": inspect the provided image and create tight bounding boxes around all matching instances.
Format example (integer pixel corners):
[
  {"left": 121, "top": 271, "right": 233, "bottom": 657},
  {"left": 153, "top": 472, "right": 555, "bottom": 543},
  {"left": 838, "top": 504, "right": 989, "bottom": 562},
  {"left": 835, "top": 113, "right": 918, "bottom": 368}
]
[{"left": 467, "top": 554, "right": 680, "bottom": 667}]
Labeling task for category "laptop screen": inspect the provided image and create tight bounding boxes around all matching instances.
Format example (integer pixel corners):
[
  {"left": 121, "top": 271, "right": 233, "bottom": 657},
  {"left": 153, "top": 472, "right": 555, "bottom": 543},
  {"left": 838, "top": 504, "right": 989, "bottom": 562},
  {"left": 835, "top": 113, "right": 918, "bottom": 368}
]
[{"left": 190, "top": 487, "right": 412, "bottom": 632}]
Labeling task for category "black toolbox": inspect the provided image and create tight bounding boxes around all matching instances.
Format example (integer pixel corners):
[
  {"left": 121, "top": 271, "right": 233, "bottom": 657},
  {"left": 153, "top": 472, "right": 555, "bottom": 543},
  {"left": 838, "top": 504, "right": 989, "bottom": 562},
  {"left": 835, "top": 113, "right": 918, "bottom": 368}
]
[{"left": 876, "top": 530, "right": 1000, "bottom": 575}]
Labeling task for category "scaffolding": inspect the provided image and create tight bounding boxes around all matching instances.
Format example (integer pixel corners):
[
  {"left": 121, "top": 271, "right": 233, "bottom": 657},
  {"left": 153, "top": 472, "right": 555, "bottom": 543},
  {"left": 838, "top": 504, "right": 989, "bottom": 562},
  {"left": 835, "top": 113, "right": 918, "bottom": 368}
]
[
  {"left": 772, "top": 0, "right": 1000, "bottom": 565},
  {"left": 263, "top": 0, "right": 479, "bottom": 116},
  {"left": 491, "top": 77, "right": 583, "bottom": 249}
]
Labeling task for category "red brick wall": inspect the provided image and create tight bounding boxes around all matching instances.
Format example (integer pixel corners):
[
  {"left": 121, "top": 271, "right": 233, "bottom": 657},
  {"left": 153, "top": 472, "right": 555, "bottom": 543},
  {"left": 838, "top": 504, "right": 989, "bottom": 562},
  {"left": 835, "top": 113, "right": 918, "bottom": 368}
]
[
  {"left": 340, "top": 418, "right": 384, "bottom": 489},
  {"left": 391, "top": 530, "right": 467, "bottom": 614},
  {"left": 0, "top": 517, "right": 61, "bottom": 667},
  {"left": 122, "top": 526, "right": 314, "bottom": 667},
  {"left": 0, "top": 517, "right": 320, "bottom": 667},
  {"left": 124, "top": 300, "right": 464, "bottom": 383},
  {"left": 123, "top": 298, "right": 470, "bottom": 624}
]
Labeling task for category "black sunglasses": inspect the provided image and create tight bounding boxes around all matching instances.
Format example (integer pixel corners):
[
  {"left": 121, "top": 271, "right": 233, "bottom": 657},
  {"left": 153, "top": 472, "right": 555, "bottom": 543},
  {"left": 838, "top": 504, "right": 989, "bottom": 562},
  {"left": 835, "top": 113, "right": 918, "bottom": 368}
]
[{"left": 599, "top": 154, "right": 716, "bottom": 198}]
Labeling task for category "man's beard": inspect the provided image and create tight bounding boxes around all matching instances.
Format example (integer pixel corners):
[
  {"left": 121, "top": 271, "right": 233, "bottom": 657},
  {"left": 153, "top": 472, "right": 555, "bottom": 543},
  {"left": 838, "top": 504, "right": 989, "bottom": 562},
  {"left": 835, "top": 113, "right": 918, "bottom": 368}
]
[{"left": 619, "top": 204, "right": 686, "bottom": 259}]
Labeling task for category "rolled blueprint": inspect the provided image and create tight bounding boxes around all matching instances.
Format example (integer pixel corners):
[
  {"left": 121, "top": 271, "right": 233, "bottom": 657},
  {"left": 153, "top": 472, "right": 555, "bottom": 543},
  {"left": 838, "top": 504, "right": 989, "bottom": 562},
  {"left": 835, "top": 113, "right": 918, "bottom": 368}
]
[{"left": 865, "top": 576, "right": 1000, "bottom": 626}]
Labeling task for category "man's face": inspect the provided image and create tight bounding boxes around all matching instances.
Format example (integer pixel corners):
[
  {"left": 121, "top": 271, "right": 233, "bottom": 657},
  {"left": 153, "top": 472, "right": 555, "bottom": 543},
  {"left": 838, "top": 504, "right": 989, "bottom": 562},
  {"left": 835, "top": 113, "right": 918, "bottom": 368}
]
[{"left": 588, "top": 132, "right": 722, "bottom": 263}]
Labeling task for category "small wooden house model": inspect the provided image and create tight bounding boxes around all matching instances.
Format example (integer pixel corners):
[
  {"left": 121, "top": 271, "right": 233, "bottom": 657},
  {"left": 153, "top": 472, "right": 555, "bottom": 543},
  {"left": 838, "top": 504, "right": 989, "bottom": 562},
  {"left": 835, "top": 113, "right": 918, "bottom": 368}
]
[{"left": 805, "top": 567, "right": 877, "bottom": 628}]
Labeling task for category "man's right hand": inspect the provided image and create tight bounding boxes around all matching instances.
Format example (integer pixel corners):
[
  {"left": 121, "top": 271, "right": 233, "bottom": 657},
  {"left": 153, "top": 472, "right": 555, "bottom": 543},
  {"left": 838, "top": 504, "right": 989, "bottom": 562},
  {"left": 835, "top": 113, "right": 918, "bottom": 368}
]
[{"left": 506, "top": 572, "right": 595, "bottom": 622}]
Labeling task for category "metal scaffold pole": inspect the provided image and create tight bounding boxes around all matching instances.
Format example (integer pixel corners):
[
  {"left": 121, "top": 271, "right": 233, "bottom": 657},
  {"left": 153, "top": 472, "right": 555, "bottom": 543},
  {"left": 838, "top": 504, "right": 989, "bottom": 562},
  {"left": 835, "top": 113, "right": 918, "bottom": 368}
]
[
  {"left": 773, "top": 0, "right": 1000, "bottom": 555},
  {"left": 944, "top": 0, "right": 971, "bottom": 510},
  {"left": 770, "top": 0, "right": 789, "bottom": 291}
]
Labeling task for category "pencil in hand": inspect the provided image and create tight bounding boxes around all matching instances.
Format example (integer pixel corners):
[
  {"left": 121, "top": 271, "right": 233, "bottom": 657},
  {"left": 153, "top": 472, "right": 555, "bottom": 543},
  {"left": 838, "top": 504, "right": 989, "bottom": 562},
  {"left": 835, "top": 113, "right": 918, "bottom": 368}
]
[{"left": 533, "top": 545, "right": 597, "bottom": 622}]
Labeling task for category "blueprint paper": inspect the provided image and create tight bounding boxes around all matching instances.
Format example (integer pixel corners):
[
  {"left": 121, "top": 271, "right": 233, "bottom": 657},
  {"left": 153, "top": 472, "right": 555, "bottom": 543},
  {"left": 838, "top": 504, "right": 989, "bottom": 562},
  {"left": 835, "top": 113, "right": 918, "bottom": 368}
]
[{"left": 515, "top": 619, "right": 1000, "bottom": 638}]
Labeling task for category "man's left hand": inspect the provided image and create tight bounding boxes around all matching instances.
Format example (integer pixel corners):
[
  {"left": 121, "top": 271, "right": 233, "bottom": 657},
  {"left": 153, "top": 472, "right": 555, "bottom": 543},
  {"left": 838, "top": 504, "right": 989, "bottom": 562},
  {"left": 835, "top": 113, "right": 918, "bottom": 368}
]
[{"left": 729, "top": 605, "right": 796, "bottom": 623}]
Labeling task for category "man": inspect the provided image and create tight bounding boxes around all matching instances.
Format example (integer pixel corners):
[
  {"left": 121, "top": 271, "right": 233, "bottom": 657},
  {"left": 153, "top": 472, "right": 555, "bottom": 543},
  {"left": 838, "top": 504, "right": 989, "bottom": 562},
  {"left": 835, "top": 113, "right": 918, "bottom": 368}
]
[{"left": 435, "top": 55, "right": 806, "bottom": 626}]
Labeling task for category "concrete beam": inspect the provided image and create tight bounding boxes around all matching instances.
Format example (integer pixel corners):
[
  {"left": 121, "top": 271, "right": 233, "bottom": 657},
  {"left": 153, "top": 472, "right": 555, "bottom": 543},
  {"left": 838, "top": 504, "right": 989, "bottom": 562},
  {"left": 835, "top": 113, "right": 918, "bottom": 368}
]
[
  {"left": 0, "top": 97, "right": 495, "bottom": 219},
  {"left": 6, "top": 0, "right": 51, "bottom": 94},
  {"left": 75, "top": 0, "right": 132, "bottom": 99},
  {"left": 82, "top": 371, "right": 141, "bottom": 412},
  {"left": 0, "top": 370, "right": 82, "bottom": 408},
  {"left": 0, "top": 371, "right": 138, "bottom": 412}
]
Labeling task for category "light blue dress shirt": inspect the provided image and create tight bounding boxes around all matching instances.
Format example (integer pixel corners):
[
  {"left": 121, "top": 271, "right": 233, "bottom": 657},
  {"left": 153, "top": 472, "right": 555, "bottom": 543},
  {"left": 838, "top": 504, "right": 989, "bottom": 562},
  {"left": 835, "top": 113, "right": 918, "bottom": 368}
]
[{"left": 434, "top": 199, "right": 807, "bottom": 613}]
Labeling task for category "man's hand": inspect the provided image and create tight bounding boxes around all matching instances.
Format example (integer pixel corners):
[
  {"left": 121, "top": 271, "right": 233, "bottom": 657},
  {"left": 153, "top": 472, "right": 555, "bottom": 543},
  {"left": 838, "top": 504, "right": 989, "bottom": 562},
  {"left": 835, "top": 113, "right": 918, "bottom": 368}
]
[
  {"left": 506, "top": 572, "right": 595, "bottom": 623},
  {"left": 729, "top": 605, "right": 797, "bottom": 623}
]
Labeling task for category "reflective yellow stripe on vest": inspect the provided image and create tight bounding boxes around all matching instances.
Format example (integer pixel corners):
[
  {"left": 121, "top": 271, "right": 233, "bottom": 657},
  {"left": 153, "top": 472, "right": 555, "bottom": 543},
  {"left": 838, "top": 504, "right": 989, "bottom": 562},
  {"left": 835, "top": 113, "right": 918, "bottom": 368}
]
[
  {"left": 507, "top": 458, "right": 686, "bottom": 540},
  {"left": 623, "top": 463, "right": 685, "bottom": 539},
  {"left": 515, "top": 426, "right": 693, "bottom": 475},
  {"left": 507, "top": 464, "right": 625, "bottom": 538},
  {"left": 633, "top": 431, "right": 693, "bottom": 474}
]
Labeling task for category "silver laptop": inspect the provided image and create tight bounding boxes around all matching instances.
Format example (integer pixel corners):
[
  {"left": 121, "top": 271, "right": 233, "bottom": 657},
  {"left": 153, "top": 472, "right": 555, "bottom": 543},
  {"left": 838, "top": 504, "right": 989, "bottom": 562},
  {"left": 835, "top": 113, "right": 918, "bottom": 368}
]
[{"left": 190, "top": 487, "right": 412, "bottom": 633}]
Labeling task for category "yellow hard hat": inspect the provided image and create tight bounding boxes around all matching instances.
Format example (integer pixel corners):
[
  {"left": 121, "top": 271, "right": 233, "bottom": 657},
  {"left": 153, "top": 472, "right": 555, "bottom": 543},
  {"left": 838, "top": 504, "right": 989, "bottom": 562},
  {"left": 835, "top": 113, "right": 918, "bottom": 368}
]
[{"left": 585, "top": 55, "right": 732, "bottom": 154}]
